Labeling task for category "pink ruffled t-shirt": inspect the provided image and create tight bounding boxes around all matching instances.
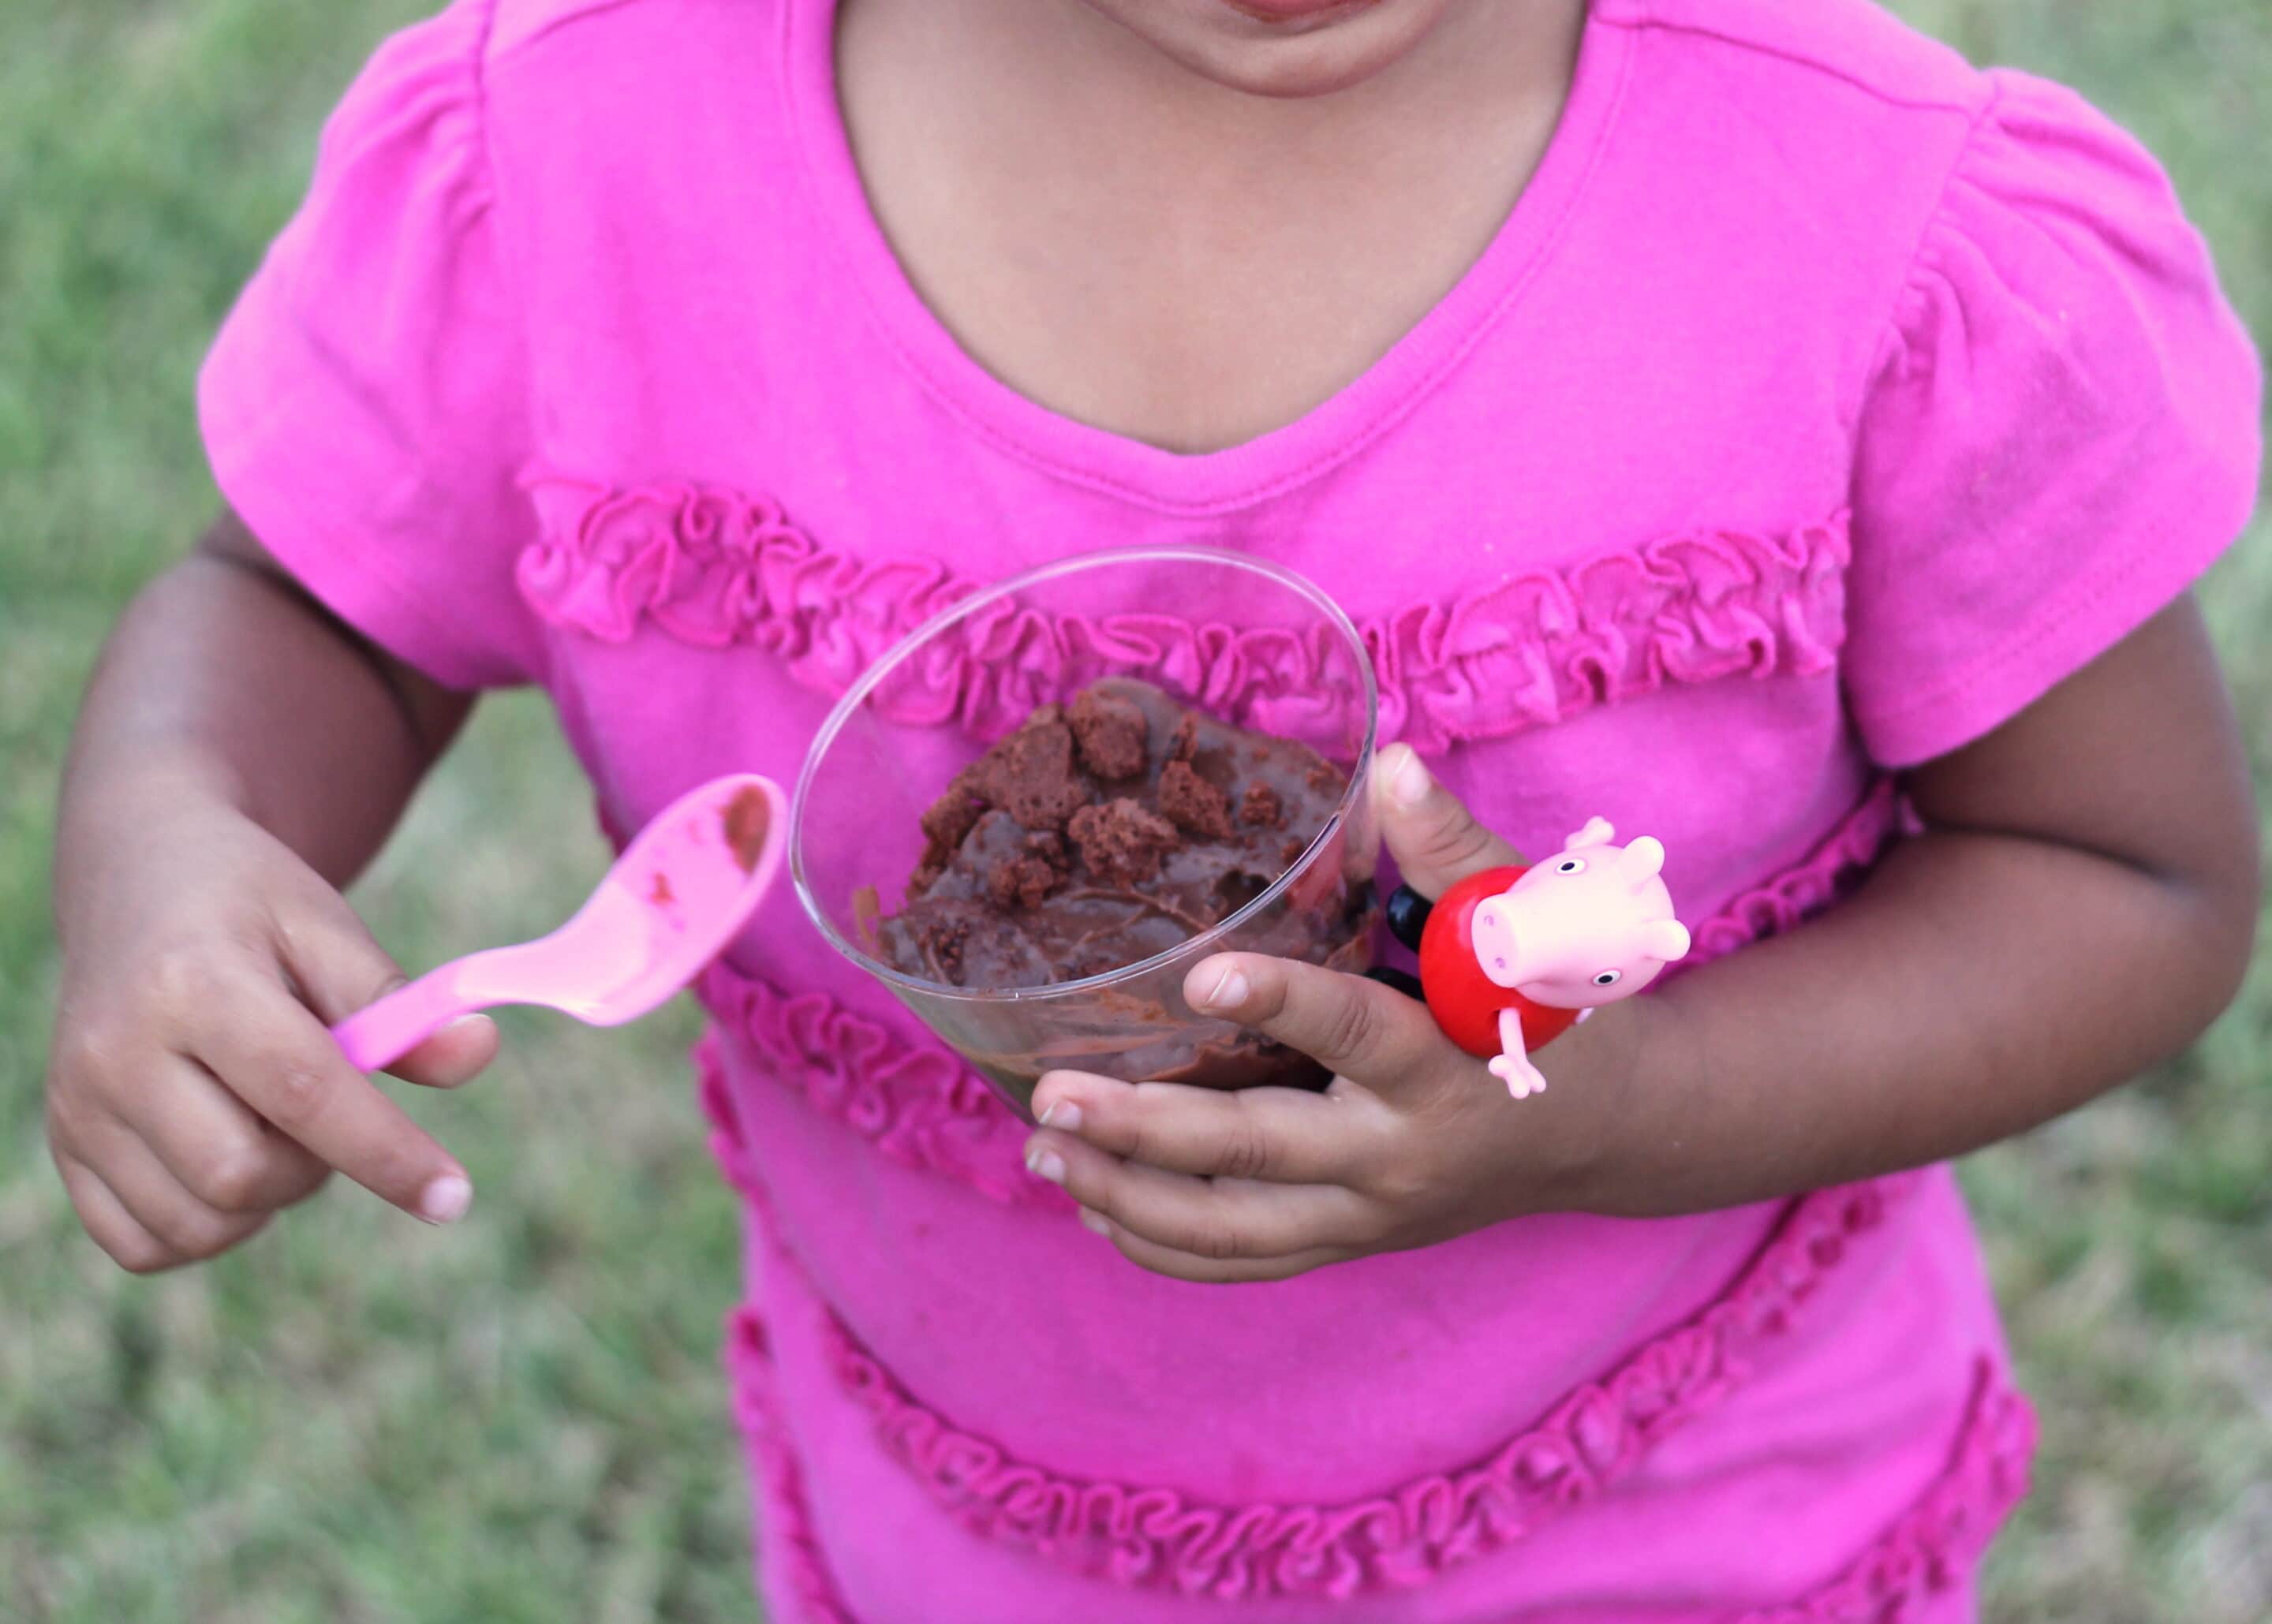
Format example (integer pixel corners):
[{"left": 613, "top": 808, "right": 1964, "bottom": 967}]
[{"left": 199, "top": 0, "right": 2262, "bottom": 1618}]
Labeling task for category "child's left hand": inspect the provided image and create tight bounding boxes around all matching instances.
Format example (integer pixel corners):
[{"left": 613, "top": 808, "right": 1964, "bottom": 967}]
[
  {"left": 1023, "top": 744, "right": 1650, "bottom": 1282},
  {"left": 1033, "top": 602, "right": 2263, "bottom": 1281}
]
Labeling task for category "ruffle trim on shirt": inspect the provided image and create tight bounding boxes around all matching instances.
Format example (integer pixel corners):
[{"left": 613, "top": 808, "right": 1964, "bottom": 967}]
[
  {"left": 515, "top": 474, "right": 1851, "bottom": 752},
  {"left": 813, "top": 1179, "right": 1914, "bottom": 1600},
  {"left": 1366, "top": 513, "right": 1851, "bottom": 752},
  {"left": 1736, "top": 1361, "right": 2036, "bottom": 1624},
  {"left": 1684, "top": 775, "right": 1911, "bottom": 965},
  {"left": 711, "top": 1148, "right": 2029, "bottom": 1612},
  {"left": 695, "top": 966, "right": 1071, "bottom": 1211},
  {"left": 724, "top": 1311, "right": 856, "bottom": 1624},
  {"left": 691, "top": 775, "right": 1906, "bottom": 1209}
]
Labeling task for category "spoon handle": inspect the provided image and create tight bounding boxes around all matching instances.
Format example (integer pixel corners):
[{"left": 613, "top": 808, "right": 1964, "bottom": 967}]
[{"left": 331, "top": 965, "right": 484, "bottom": 1073}]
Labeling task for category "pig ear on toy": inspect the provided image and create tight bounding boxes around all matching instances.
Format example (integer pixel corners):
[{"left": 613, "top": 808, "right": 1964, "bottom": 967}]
[
  {"left": 1564, "top": 816, "right": 1616, "bottom": 851},
  {"left": 1642, "top": 919, "right": 1692, "bottom": 963},
  {"left": 1616, "top": 836, "right": 1667, "bottom": 883}
]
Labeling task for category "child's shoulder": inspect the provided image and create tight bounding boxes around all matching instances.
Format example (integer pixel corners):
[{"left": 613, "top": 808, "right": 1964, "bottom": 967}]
[
  {"left": 368, "top": 0, "right": 792, "bottom": 170},
  {"left": 417, "top": 0, "right": 779, "bottom": 77},
  {"left": 1590, "top": 0, "right": 2192, "bottom": 297},
  {"left": 1596, "top": 0, "right": 1990, "bottom": 119}
]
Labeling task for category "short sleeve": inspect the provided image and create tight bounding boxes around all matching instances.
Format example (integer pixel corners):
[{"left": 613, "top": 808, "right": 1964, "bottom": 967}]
[
  {"left": 1843, "top": 71, "right": 2263, "bottom": 767},
  {"left": 198, "top": 0, "right": 543, "bottom": 691}
]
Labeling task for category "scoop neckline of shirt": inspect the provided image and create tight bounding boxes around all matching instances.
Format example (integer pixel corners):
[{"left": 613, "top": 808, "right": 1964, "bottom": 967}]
[{"left": 779, "top": 0, "right": 1631, "bottom": 517}]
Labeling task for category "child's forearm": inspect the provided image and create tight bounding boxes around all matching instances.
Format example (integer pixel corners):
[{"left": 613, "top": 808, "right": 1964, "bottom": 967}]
[
  {"left": 1594, "top": 831, "right": 2248, "bottom": 1213},
  {"left": 1571, "top": 600, "right": 2258, "bottom": 1216},
  {"left": 57, "top": 511, "right": 467, "bottom": 910},
  {"left": 47, "top": 512, "right": 495, "bottom": 1264}
]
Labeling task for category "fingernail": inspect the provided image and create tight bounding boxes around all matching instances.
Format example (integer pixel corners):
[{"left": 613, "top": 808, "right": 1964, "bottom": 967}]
[
  {"left": 1038, "top": 1101, "right": 1084, "bottom": 1133},
  {"left": 1391, "top": 748, "right": 1432, "bottom": 808},
  {"left": 417, "top": 1174, "right": 473, "bottom": 1225},
  {"left": 1078, "top": 1208, "right": 1110, "bottom": 1234},
  {"left": 1026, "top": 1147, "right": 1066, "bottom": 1185},
  {"left": 1199, "top": 965, "right": 1250, "bottom": 1011}
]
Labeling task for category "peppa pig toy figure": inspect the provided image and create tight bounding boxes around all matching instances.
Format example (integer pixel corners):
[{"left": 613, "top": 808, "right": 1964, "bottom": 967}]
[{"left": 1378, "top": 818, "right": 1691, "bottom": 1099}]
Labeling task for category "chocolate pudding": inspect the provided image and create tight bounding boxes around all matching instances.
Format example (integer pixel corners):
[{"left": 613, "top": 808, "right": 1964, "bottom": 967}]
[{"left": 874, "top": 679, "right": 1376, "bottom": 1088}]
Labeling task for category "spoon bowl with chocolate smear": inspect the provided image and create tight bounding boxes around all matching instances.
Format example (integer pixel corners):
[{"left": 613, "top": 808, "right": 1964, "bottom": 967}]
[
  {"left": 333, "top": 774, "right": 787, "bottom": 1073},
  {"left": 791, "top": 548, "right": 1380, "bottom": 1120}
]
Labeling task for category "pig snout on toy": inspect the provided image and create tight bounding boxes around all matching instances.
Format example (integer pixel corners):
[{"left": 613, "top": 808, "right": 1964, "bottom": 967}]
[{"left": 1470, "top": 818, "right": 1692, "bottom": 1010}]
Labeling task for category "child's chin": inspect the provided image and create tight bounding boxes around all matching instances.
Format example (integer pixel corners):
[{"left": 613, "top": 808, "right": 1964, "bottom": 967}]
[{"left": 1082, "top": 0, "right": 1446, "bottom": 99}]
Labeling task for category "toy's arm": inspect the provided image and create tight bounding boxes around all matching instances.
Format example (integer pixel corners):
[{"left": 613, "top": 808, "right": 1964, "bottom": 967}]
[{"left": 1487, "top": 1006, "right": 1549, "bottom": 1098}]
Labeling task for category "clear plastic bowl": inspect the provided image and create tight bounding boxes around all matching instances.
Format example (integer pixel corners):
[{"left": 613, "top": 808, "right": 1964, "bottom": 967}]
[{"left": 790, "top": 547, "right": 1381, "bottom": 1120}]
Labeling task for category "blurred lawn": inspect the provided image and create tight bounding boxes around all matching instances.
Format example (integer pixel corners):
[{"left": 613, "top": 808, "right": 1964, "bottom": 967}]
[{"left": 0, "top": 2, "right": 2265, "bottom": 1621}]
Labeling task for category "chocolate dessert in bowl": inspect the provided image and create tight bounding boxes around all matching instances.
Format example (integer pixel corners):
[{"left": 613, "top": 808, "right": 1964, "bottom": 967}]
[{"left": 790, "top": 548, "right": 1381, "bottom": 1119}]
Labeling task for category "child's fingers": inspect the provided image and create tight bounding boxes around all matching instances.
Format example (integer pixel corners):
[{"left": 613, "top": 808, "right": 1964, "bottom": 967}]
[
  {"left": 274, "top": 897, "right": 499, "bottom": 1090},
  {"left": 1026, "top": 1133, "right": 1373, "bottom": 1263},
  {"left": 1184, "top": 952, "right": 1446, "bottom": 1099},
  {"left": 1079, "top": 1212, "right": 1349, "bottom": 1285},
  {"left": 105, "top": 1053, "right": 331, "bottom": 1214},
  {"left": 185, "top": 968, "right": 474, "bottom": 1225},
  {"left": 1027, "top": 1071, "right": 1375, "bottom": 1185},
  {"left": 84, "top": 1126, "right": 275, "bottom": 1264},
  {"left": 1371, "top": 743, "right": 1523, "bottom": 900},
  {"left": 383, "top": 1015, "right": 500, "bottom": 1091},
  {"left": 54, "top": 1150, "right": 181, "bottom": 1275}
]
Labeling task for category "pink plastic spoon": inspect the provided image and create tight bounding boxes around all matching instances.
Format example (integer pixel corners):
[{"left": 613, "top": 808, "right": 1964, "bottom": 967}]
[{"left": 331, "top": 773, "right": 787, "bottom": 1073}]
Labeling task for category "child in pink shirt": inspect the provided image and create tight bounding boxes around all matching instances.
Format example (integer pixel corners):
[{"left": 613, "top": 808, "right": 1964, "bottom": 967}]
[{"left": 47, "top": 0, "right": 2261, "bottom": 1618}]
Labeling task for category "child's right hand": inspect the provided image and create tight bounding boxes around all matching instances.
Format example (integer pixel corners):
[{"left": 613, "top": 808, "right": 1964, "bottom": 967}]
[{"left": 46, "top": 797, "right": 495, "bottom": 1273}]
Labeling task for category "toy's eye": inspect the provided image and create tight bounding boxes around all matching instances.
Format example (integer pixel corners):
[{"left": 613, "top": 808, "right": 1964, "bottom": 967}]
[
  {"left": 1592, "top": 969, "right": 1622, "bottom": 987},
  {"left": 1556, "top": 857, "right": 1586, "bottom": 875}
]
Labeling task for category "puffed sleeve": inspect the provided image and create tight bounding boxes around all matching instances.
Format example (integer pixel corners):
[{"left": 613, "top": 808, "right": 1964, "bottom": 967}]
[
  {"left": 197, "top": 0, "right": 543, "bottom": 690},
  {"left": 1843, "top": 70, "right": 2262, "bottom": 767}
]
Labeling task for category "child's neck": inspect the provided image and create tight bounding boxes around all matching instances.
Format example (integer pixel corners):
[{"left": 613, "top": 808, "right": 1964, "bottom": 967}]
[{"left": 836, "top": 0, "right": 1587, "bottom": 454}]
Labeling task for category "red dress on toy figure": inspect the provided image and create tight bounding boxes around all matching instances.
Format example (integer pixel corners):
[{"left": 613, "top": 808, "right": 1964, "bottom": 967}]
[{"left": 1414, "top": 865, "right": 1580, "bottom": 1060}]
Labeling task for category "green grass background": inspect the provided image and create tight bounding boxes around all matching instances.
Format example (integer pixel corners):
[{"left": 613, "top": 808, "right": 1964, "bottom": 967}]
[{"left": 0, "top": 2, "right": 2265, "bottom": 1619}]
